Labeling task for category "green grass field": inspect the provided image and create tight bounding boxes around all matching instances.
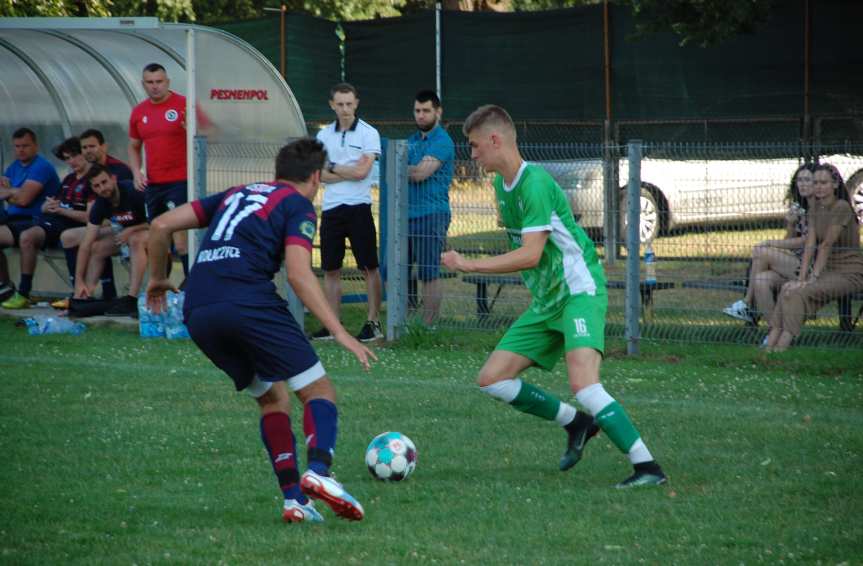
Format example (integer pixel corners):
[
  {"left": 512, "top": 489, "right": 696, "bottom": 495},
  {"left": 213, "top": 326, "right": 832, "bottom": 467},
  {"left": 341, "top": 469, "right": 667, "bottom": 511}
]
[{"left": 2, "top": 311, "right": 862, "bottom": 564}]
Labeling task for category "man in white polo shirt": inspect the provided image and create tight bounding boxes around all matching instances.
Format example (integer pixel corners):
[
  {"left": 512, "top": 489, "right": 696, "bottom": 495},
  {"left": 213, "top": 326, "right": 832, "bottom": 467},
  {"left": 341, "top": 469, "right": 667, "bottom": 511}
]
[{"left": 313, "top": 83, "right": 383, "bottom": 342}]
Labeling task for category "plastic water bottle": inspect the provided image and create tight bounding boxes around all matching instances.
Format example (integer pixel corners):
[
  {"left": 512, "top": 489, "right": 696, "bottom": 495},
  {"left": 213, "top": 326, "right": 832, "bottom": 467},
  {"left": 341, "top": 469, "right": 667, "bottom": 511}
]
[
  {"left": 164, "top": 291, "right": 190, "bottom": 340},
  {"left": 137, "top": 294, "right": 165, "bottom": 338},
  {"left": 644, "top": 244, "right": 657, "bottom": 286},
  {"left": 25, "top": 315, "right": 86, "bottom": 336},
  {"left": 111, "top": 221, "right": 130, "bottom": 261}
]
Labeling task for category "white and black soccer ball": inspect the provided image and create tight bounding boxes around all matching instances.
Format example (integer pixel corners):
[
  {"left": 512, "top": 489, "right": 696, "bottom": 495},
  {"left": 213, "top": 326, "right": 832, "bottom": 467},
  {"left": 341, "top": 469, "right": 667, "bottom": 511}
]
[{"left": 365, "top": 431, "right": 417, "bottom": 481}]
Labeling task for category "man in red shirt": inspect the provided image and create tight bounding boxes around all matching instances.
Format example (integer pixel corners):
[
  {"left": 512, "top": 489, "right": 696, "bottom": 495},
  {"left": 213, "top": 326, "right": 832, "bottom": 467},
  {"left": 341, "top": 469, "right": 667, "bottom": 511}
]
[{"left": 128, "top": 63, "right": 190, "bottom": 276}]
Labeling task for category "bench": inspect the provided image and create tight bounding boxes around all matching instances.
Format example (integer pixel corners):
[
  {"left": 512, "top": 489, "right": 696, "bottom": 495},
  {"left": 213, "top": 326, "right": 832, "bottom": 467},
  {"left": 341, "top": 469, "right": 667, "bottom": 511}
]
[
  {"left": 683, "top": 279, "right": 863, "bottom": 332},
  {"left": 461, "top": 274, "right": 674, "bottom": 318},
  {"left": 312, "top": 267, "right": 455, "bottom": 305}
]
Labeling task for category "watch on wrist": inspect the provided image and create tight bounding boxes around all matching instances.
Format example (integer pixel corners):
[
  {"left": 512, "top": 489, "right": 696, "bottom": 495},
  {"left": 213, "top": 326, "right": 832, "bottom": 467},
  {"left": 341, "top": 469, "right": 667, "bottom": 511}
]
[{"left": 328, "top": 162, "right": 336, "bottom": 174}]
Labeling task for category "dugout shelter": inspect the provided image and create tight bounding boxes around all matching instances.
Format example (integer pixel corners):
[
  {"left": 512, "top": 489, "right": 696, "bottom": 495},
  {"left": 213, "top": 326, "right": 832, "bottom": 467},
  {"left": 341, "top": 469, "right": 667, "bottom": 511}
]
[
  {"left": 0, "top": 17, "right": 306, "bottom": 184},
  {"left": 0, "top": 18, "right": 307, "bottom": 296}
]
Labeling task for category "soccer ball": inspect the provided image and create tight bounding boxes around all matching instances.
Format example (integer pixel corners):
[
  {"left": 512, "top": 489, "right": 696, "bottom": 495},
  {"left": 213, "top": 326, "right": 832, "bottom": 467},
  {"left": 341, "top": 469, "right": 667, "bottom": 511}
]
[{"left": 365, "top": 432, "right": 417, "bottom": 481}]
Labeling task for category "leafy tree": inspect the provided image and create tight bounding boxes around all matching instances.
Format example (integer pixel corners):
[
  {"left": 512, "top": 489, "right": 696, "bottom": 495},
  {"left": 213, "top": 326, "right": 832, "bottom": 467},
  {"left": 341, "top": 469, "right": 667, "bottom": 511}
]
[
  {"left": 626, "top": 0, "right": 777, "bottom": 47},
  {"left": 0, "top": 0, "right": 779, "bottom": 45}
]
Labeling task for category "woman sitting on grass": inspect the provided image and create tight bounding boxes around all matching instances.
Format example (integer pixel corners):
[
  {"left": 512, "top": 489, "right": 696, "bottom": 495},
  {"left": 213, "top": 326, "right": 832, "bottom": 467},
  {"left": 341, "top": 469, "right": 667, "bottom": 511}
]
[
  {"left": 723, "top": 163, "right": 816, "bottom": 325},
  {"left": 765, "top": 163, "right": 863, "bottom": 352}
]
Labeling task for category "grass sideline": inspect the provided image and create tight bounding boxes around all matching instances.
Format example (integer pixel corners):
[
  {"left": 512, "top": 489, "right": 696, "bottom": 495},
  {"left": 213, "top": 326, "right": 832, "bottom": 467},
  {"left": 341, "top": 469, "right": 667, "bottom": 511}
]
[{"left": 1, "top": 313, "right": 862, "bottom": 564}]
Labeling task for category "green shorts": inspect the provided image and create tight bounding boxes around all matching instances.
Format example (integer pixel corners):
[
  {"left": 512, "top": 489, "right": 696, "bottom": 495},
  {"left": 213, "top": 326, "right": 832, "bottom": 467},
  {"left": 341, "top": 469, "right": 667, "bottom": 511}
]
[{"left": 496, "top": 292, "right": 607, "bottom": 371}]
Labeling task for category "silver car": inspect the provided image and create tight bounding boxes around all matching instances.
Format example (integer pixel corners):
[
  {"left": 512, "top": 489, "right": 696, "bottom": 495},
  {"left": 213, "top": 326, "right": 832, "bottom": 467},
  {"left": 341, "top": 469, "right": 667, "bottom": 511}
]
[{"left": 539, "top": 154, "right": 863, "bottom": 243}]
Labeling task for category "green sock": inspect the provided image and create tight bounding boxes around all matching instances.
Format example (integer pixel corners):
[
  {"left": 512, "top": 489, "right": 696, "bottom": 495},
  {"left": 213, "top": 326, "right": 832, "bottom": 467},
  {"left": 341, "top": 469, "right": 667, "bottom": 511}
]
[
  {"left": 595, "top": 401, "right": 641, "bottom": 453},
  {"left": 510, "top": 381, "right": 561, "bottom": 422}
]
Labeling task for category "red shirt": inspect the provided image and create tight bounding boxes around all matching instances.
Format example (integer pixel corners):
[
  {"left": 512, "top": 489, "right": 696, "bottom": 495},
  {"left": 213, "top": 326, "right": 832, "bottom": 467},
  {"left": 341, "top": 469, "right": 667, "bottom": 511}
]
[{"left": 129, "top": 91, "right": 187, "bottom": 184}]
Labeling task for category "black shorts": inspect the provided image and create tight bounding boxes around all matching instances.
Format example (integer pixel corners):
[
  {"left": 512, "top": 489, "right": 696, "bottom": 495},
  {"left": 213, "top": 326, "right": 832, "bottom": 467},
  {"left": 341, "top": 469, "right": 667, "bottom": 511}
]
[
  {"left": 186, "top": 301, "right": 322, "bottom": 392},
  {"left": 145, "top": 181, "right": 188, "bottom": 221},
  {"left": 320, "top": 203, "right": 379, "bottom": 271},
  {"left": 1, "top": 215, "right": 36, "bottom": 246},
  {"left": 35, "top": 217, "right": 81, "bottom": 249}
]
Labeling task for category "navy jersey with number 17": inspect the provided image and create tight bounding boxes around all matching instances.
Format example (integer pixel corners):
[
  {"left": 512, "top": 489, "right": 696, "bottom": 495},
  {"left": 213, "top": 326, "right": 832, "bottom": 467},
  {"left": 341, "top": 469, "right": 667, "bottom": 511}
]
[{"left": 184, "top": 181, "right": 318, "bottom": 312}]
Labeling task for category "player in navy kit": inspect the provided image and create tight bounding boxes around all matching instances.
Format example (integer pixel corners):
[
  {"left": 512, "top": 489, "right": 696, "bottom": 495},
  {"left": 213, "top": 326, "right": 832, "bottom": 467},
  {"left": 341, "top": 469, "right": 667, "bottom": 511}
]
[
  {"left": 71, "top": 164, "right": 149, "bottom": 316},
  {"left": 145, "top": 138, "right": 376, "bottom": 524}
]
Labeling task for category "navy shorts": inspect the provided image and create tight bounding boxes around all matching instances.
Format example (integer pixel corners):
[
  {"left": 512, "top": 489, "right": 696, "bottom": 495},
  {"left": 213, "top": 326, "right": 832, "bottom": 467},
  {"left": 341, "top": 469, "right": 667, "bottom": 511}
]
[
  {"left": 320, "top": 203, "right": 379, "bottom": 271},
  {"left": 186, "top": 301, "right": 323, "bottom": 392},
  {"left": 35, "top": 216, "right": 81, "bottom": 249},
  {"left": 409, "top": 212, "right": 451, "bottom": 281},
  {"left": 1, "top": 215, "right": 37, "bottom": 246},
  {"left": 145, "top": 181, "right": 188, "bottom": 221}
]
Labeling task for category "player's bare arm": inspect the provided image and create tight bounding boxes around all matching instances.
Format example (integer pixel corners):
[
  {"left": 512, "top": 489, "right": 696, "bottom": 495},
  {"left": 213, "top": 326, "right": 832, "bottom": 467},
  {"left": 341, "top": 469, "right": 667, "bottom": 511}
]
[
  {"left": 128, "top": 137, "right": 147, "bottom": 191},
  {"left": 146, "top": 203, "right": 199, "bottom": 311},
  {"left": 442, "top": 231, "right": 548, "bottom": 273},
  {"left": 285, "top": 245, "right": 377, "bottom": 371},
  {"left": 408, "top": 155, "right": 442, "bottom": 183},
  {"left": 3, "top": 179, "right": 44, "bottom": 207},
  {"left": 116, "top": 223, "right": 148, "bottom": 245},
  {"left": 332, "top": 154, "right": 376, "bottom": 182}
]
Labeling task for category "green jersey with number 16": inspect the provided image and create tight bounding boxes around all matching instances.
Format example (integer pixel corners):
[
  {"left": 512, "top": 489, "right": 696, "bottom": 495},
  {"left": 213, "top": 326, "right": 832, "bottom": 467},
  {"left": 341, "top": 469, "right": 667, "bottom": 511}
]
[{"left": 493, "top": 162, "right": 607, "bottom": 314}]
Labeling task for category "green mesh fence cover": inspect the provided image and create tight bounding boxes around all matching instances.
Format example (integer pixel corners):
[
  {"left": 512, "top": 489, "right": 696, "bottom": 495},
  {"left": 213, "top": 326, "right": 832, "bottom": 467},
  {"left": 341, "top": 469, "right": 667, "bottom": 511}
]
[
  {"left": 342, "top": 13, "right": 436, "bottom": 121},
  {"left": 216, "top": 14, "right": 340, "bottom": 122},
  {"left": 441, "top": 8, "right": 604, "bottom": 122},
  {"left": 810, "top": 1, "right": 863, "bottom": 117},
  {"left": 216, "top": 0, "right": 862, "bottom": 143},
  {"left": 610, "top": 3, "right": 805, "bottom": 122}
]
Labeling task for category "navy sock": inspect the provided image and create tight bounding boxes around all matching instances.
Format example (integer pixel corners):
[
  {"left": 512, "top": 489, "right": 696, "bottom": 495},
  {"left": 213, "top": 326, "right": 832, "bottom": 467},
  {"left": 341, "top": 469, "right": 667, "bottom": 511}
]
[
  {"left": 180, "top": 254, "right": 189, "bottom": 277},
  {"left": 63, "top": 247, "right": 78, "bottom": 287},
  {"left": 100, "top": 259, "right": 117, "bottom": 300},
  {"left": 303, "top": 399, "right": 338, "bottom": 476},
  {"left": 19, "top": 273, "right": 33, "bottom": 297},
  {"left": 260, "top": 412, "right": 306, "bottom": 503}
]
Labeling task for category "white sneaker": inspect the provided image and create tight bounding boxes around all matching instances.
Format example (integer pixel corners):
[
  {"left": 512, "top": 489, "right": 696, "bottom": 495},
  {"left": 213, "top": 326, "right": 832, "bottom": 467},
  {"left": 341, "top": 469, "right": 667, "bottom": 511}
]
[
  {"left": 282, "top": 499, "right": 324, "bottom": 523},
  {"left": 723, "top": 299, "right": 754, "bottom": 323},
  {"left": 300, "top": 470, "right": 364, "bottom": 521}
]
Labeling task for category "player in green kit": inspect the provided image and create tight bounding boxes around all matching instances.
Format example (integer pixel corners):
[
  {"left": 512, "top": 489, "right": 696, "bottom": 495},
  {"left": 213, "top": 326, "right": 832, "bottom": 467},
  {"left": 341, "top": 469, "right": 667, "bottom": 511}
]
[{"left": 442, "top": 105, "right": 666, "bottom": 487}]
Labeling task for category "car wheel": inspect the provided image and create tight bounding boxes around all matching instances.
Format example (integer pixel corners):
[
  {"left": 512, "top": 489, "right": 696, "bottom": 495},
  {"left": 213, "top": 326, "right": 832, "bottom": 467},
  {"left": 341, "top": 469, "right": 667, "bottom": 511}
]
[
  {"left": 619, "top": 186, "right": 660, "bottom": 244},
  {"left": 847, "top": 170, "right": 863, "bottom": 224}
]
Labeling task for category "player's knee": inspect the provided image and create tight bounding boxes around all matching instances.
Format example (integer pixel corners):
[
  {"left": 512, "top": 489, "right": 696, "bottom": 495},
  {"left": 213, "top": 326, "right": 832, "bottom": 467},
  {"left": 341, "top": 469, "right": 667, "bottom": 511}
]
[
  {"left": 19, "top": 231, "right": 37, "bottom": 250},
  {"left": 296, "top": 376, "right": 336, "bottom": 404},
  {"left": 476, "top": 366, "right": 506, "bottom": 388},
  {"left": 753, "top": 273, "right": 771, "bottom": 287}
]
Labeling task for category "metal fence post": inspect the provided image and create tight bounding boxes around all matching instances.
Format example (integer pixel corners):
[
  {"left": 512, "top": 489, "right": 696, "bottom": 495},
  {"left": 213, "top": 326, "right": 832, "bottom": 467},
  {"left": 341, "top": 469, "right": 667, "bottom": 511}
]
[
  {"left": 385, "top": 140, "right": 409, "bottom": 341},
  {"left": 602, "top": 122, "right": 616, "bottom": 266},
  {"left": 192, "top": 136, "right": 208, "bottom": 262},
  {"left": 625, "top": 140, "right": 642, "bottom": 356}
]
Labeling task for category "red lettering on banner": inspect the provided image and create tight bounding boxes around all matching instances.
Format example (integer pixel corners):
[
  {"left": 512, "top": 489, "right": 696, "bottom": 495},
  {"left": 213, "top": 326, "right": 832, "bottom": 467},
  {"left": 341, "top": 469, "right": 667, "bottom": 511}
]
[{"left": 209, "top": 89, "right": 270, "bottom": 101}]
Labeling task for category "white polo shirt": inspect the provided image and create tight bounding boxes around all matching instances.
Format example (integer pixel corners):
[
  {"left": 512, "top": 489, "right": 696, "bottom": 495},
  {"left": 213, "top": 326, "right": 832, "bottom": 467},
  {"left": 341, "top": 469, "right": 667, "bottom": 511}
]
[{"left": 316, "top": 117, "right": 381, "bottom": 212}]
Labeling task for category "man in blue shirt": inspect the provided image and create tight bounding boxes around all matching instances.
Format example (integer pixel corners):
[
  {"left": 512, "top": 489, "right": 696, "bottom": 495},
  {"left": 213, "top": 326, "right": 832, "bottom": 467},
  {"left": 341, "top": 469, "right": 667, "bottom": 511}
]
[
  {"left": 0, "top": 128, "right": 62, "bottom": 304},
  {"left": 407, "top": 90, "right": 455, "bottom": 325},
  {"left": 145, "top": 138, "right": 375, "bottom": 524}
]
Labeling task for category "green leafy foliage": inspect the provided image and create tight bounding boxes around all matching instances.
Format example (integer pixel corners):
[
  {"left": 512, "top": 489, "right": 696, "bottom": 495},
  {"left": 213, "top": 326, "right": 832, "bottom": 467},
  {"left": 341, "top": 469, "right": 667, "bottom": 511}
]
[{"left": 627, "top": 0, "right": 778, "bottom": 46}]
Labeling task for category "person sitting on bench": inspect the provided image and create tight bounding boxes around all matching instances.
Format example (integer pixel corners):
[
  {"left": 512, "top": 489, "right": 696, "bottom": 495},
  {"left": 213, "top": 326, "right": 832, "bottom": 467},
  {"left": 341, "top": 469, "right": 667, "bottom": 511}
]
[
  {"left": 765, "top": 164, "right": 863, "bottom": 352},
  {"left": 723, "top": 164, "right": 816, "bottom": 325}
]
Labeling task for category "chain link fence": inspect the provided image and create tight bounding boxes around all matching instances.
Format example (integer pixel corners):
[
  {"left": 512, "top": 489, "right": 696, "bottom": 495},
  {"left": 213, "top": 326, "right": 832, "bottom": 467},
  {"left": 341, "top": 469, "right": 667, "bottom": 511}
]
[
  {"left": 195, "top": 137, "right": 863, "bottom": 350},
  {"left": 388, "top": 140, "right": 863, "bottom": 349}
]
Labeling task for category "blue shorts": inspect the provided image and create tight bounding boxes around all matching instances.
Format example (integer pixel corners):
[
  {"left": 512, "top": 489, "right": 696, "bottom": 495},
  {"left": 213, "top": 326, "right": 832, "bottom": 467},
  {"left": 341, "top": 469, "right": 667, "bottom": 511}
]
[
  {"left": 145, "top": 181, "right": 188, "bottom": 221},
  {"left": 408, "top": 212, "right": 450, "bottom": 281},
  {"left": 186, "top": 301, "right": 324, "bottom": 392}
]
